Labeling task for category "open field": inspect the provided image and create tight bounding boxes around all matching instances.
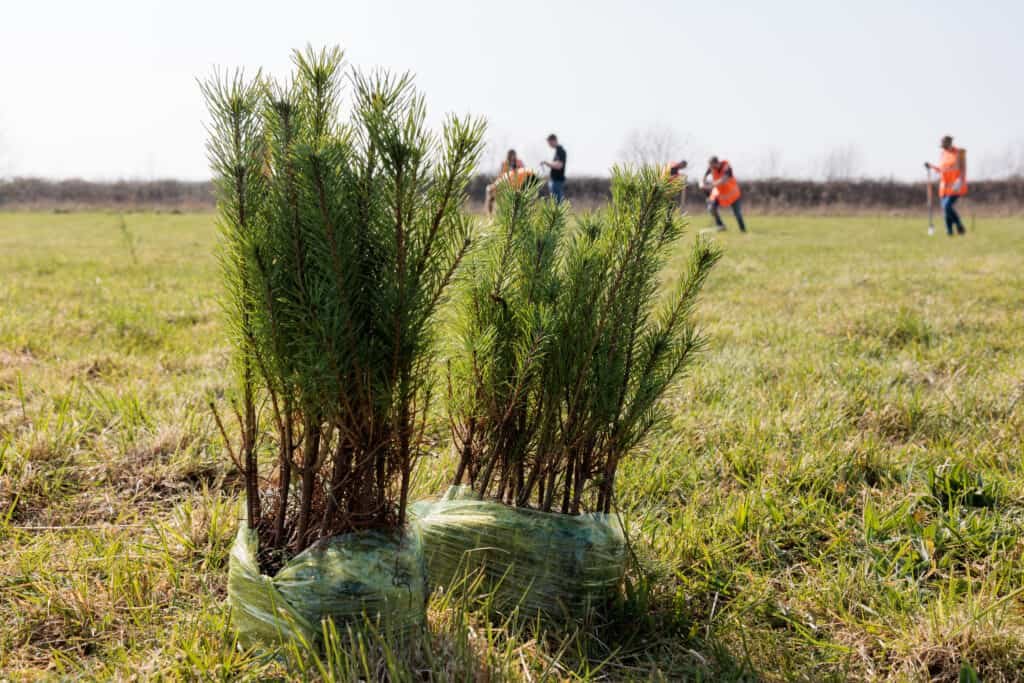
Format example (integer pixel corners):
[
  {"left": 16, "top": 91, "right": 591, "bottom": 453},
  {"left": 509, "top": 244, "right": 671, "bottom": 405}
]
[{"left": 1, "top": 211, "right": 1023, "bottom": 680}]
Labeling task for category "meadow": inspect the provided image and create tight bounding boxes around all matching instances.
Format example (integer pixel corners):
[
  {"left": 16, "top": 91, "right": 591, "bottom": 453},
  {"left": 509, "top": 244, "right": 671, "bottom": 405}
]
[{"left": 1, "top": 210, "right": 1023, "bottom": 681}]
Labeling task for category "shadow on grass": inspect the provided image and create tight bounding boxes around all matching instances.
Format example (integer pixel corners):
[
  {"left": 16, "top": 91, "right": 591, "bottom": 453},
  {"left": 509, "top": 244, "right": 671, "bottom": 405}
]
[
  {"left": 257, "top": 577, "right": 758, "bottom": 680},
  {"left": 421, "top": 562, "right": 758, "bottom": 681}
]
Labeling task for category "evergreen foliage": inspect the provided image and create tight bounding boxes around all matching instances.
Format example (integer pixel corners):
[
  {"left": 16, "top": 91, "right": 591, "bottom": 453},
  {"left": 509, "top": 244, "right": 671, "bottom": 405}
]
[
  {"left": 447, "top": 169, "right": 720, "bottom": 513},
  {"left": 203, "top": 46, "right": 485, "bottom": 563}
]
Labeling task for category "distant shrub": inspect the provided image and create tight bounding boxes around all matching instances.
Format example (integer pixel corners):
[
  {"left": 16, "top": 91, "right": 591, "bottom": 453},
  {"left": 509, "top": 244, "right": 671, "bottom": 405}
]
[{"left": 5, "top": 176, "right": 1024, "bottom": 212}]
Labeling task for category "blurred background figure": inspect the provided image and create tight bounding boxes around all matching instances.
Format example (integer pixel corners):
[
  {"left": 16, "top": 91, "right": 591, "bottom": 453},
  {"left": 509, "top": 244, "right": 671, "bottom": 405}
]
[
  {"left": 703, "top": 156, "right": 747, "bottom": 232},
  {"left": 925, "top": 135, "right": 968, "bottom": 236},
  {"left": 665, "top": 159, "right": 688, "bottom": 213},
  {"left": 540, "top": 134, "right": 567, "bottom": 203},
  {"left": 485, "top": 149, "right": 525, "bottom": 215}
]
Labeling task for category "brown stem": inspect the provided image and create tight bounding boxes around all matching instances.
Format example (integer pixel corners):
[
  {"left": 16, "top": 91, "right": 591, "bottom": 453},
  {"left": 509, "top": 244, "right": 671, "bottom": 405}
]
[
  {"left": 571, "top": 454, "right": 586, "bottom": 515},
  {"left": 571, "top": 437, "right": 596, "bottom": 515},
  {"left": 495, "top": 451, "right": 509, "bottom": 503},
  {"left": 514, "top": 457, "right": 525, "bottom": 507},
  {"left": 543, "top": 462, "right": 559, "bottom": 512},
  {"left": 273, "top": 410, "right": 294, "bottom": 548},
  {"left": 561, "top": 449, "right": 575, "bottom": 514},
  {"left": 293, "top": 418, "right": 321, "bottom": 552},
  {"left": 477, "top": 442, "right": 501, "bottom": 500},
  {"left": 319, "top": 426, "right": 349, "bottom": 539},
  {"left": 529, "top": 465, "right": 546, "bottom": 509},
  {"left": 242, "top": 380, "right": 259, "bottom": 528},
  {"left": 601, "top": 458, "right": 620, "bottom": 514},
  {"left": 452, "top": 419, "right": 476, "bottom": 485}
]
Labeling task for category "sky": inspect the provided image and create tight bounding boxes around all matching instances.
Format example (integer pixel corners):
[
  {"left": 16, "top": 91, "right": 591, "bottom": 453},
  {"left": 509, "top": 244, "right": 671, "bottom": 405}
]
[{"left": 1, "top": 0, "right": 1022, "bottom": 181}]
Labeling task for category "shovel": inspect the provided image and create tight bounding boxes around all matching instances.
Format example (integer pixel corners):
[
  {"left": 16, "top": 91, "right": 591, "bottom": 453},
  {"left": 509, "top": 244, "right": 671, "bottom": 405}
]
[{"left": 925, "top": 166, "right": 935, "bottom": 236}]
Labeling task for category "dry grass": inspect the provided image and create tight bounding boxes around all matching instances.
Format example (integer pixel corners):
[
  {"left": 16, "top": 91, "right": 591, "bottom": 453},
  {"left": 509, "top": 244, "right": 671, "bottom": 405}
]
[{"left": 1, "top": 211, "right": 1023, "bottom": 680}]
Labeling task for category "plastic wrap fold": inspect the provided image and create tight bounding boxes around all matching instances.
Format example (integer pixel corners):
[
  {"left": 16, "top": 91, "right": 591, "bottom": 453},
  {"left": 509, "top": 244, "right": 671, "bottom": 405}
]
[
  {"left": 412, "top": 486, "right": 625, "bottom": 620},
  {"left": 227, "top": 525, "right": 427, "bottom": 648}
]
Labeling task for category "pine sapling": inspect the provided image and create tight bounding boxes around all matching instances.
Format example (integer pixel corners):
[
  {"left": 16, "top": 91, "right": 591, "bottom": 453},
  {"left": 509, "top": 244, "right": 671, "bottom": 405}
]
[
  {"left": 204, "top": 46, "right": 484, "bottom": 568},
  {"left": 447, "top": 166, "right": 720, "bottom": 514}
]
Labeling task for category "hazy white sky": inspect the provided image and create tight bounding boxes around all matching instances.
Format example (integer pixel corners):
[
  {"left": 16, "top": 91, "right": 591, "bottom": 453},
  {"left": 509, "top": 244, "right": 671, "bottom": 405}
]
[{"left": 1, "top": 0, "right": 1021, "bottom": 180}]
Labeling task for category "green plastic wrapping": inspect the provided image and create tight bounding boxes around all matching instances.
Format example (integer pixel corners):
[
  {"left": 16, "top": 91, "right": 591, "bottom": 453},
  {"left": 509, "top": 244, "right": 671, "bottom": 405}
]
[
  {"left": 411, "top": 486, "right": 626, "bottom": 620},
  {"left": 227, "top": 525, "right": 428, "bottom": 648}
]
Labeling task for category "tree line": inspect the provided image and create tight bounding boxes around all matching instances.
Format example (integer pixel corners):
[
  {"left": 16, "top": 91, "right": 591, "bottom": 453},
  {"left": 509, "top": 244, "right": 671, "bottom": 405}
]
[{"left": 3, "top": 176, "right": 1024, "bottom": 211}]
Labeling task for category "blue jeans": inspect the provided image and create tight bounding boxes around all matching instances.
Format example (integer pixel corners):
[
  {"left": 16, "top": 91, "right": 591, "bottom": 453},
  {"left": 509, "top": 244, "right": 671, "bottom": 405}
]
[
  {"left": 942, "top": 195, "right": 965, "bottom": 235},
  {"left": 549, "top": 179, "right": 565, "bottom": 204},
  {"left": 708, "top": 198, "right": 747, "bottom": 232}
]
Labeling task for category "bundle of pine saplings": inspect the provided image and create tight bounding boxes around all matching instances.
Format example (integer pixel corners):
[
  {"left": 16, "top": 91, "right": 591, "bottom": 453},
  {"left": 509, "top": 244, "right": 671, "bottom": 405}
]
[
  {"left": 203, "top": 46, "right": 483, "bottom": 647},
  {"left": 415, "top": 168, "right": 720, "bottom": 621}
]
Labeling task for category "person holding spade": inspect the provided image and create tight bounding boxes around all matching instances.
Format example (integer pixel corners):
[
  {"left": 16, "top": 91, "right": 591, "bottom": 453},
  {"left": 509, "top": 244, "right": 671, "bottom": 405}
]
[{"left": 925, "top": 135, "right": 967, "bottom": 236}]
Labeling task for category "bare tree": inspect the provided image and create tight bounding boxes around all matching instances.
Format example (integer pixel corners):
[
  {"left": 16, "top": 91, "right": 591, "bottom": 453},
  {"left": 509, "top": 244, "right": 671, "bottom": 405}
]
[
  {"left": 978, "top": 140, "right": 1024, "bottom": 180},
  {"left": 0, "top": 130, "right": 10, "bottom": 179},
  {"left": 753, "top": 146, "right": 784, "bottom": 179},
  {"left": 480, "top": 134, "right": 513, "bottom": 176},
  {"left": 1003, "top": 141, "right": 1024, "bottom": 179},
  {"left": 817, "top": 143, "right": 862, "bottom": 181},
  {"left": 618, "top": 124, "right": 698, "bottom": 167}
]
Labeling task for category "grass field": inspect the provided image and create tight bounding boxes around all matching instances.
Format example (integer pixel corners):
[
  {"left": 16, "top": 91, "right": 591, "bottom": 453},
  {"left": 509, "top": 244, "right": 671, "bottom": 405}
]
[{"left": 1, "top": 210, "right": 1023, "bottom": 681}]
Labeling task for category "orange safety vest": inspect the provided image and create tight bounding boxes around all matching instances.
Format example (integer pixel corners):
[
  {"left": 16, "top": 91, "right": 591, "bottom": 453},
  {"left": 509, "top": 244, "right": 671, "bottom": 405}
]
[
  {"left": 710, "top": 160, "right": 741, "bottom": 207},
  {"left": 937, "top": 147, "right": 967, "bottom": 197},
  {"left": 498, "top": 161, "right": 531, "bottom": 189}
]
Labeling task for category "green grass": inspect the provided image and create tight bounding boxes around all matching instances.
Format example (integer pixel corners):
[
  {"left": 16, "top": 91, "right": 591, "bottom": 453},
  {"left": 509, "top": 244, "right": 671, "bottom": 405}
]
[{"left": 1, "top": 210, "right": 1023, "bottom": 680}]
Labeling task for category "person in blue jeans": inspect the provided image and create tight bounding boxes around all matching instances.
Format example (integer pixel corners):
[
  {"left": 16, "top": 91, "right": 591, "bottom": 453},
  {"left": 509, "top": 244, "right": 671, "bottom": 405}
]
[
  {"left": 541, "top": 134, "right": 567, "bottom": 203},
  {"left": 925, "top": 136, "right": 968, "bottom": 236},
  {"left": 942, "top": 195, "right": 966, "bottom": 236}
]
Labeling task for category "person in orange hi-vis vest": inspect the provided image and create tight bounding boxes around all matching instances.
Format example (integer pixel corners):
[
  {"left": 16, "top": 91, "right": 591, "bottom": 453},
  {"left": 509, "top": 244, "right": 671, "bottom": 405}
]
[
  {"left": 485, "top": 149, "right": 529, "bottom": 215},
  {"left": 924, "top": 135, "right": 967, "bottom": 236},
  {"left": 702, "top": 156, "right": 747, "bottom": 232}
]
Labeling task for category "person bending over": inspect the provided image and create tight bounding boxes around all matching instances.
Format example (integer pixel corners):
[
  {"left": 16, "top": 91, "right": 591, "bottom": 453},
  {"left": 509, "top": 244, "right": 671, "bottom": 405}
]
[
  {"left": 702, "top": 156, "right": 747, "bottom": 232},
  {"left": 664, "top": 159, "right": 688, "bottom": 213},
  {"left": 485, "top": 149, "right": 525, "bottom": 215}
]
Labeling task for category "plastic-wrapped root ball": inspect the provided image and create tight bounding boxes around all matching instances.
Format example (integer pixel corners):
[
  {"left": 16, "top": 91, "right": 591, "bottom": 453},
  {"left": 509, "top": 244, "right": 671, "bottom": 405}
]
[
  {"left": 411, "top": 486, "right": 626, "bottom": 621},
  {"left": 228, "top": 526, "right": 428, "bottom": 648}
]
